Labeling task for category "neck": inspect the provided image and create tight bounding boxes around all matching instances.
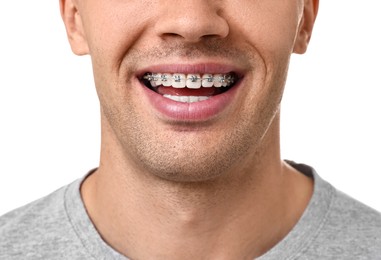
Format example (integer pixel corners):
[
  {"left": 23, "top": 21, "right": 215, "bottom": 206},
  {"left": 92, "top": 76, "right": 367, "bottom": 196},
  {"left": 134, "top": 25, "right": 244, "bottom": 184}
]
[{"left": 81, "top": 114, "right": 313, "bottom": 259}]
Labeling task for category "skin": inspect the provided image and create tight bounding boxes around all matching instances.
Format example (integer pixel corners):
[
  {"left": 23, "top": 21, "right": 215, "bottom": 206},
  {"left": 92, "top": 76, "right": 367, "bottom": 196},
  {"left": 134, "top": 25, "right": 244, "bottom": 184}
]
[{"left": 60, "top": 0, "right": 319, "bottom": 259}]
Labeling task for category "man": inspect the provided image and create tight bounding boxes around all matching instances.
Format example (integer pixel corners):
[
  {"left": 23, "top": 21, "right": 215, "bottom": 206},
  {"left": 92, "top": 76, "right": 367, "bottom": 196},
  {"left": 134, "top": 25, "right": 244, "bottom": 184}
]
[{"left": 1, "top": 0, "right": 380, "bottom": 259}]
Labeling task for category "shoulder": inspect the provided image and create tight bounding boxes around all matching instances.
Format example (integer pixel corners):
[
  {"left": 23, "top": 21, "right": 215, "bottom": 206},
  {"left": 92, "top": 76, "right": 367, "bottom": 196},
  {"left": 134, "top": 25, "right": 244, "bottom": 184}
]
[
  {"left": 306, "top": 187, "right": 381, "bottom": 258},
  {"left": 0, "top": 182, "right": 89, "bottom": 259},
  {"left": 331, "top": 189, "right": 381, "bottom": 229},
  {"left": 284, "top": 161, "right": 381, "bottom": 259}
]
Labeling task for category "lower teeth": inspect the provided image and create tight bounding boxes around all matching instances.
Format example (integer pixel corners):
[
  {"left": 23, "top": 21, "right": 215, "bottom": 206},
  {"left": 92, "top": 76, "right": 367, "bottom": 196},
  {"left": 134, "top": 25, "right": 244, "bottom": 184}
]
[{"left": 163, "top": 95, "right": 210, "bottom": 103}]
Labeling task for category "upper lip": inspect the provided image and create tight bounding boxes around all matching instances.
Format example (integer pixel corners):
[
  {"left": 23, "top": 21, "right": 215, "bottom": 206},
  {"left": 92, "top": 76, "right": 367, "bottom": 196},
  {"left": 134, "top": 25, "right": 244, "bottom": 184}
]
[{"left": 136, "top": 63, "right": 245, "bottom": 79}]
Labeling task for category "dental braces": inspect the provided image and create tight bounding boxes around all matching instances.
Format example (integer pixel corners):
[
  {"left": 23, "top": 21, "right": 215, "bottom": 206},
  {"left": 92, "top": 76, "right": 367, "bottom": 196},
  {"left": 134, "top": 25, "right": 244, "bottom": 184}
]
[{"left": 143, "top": 73, "right": 236, "bottom": 85}]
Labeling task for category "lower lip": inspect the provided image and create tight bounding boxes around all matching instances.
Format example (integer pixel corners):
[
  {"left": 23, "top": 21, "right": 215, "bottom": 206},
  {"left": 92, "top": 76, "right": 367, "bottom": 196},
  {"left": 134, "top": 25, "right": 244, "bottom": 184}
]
[{"left": 139, "top": 81, "right": 241, "bottom": 122}]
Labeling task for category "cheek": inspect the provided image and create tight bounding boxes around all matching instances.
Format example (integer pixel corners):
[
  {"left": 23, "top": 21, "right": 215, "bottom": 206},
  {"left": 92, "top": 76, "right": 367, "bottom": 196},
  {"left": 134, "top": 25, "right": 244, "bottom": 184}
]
[
  {"left": 228, "top": 1, "right": 301, "bottom": 59},
  {"left": 81, "top": 0, "right": 154, "bottom": 69},
  {"left": 228, "top": 3, "right": 299, "bottom": 109}
]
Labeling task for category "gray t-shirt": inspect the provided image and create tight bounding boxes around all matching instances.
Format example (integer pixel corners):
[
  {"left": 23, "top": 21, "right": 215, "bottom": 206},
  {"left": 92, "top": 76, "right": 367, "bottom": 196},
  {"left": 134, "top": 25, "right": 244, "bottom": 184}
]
[{"left": 1, "top": 163, "right": 381, "bottom": 259}]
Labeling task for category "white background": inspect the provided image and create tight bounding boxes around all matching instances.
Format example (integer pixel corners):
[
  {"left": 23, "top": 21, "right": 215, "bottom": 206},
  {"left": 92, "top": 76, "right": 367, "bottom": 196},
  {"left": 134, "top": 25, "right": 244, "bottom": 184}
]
[{"left": 0, "top": 1, "right": 380, "bottom": 215}]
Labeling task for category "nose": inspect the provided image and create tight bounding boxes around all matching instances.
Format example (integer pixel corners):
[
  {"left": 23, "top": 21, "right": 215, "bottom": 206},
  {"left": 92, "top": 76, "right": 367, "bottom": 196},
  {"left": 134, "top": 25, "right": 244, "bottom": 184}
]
[{"left": 154, "top": 0, "right": 229, "bottom": 42}]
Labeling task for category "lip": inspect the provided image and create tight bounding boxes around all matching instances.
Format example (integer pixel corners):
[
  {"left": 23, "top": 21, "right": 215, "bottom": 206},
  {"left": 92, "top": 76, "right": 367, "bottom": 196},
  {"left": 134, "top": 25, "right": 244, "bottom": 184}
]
[{"left": 135, "top": 63, "right": 245, "bottom": 122}]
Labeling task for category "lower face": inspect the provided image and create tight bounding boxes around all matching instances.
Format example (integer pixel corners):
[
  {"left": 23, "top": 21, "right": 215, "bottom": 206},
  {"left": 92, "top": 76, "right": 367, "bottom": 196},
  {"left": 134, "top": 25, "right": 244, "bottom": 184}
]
[{"left": 82, "top": 0, "right": 301, "bottom": 182}]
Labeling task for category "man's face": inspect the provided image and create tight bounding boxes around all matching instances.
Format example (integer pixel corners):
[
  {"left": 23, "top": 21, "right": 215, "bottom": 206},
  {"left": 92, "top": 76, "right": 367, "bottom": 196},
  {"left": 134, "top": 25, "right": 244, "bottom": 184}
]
[{"left": 64, "top": 0, "right": 316, "bottom": 181}]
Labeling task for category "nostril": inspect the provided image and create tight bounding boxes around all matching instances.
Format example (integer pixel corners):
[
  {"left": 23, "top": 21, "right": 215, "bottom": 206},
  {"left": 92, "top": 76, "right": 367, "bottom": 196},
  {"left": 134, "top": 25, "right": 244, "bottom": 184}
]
[
  {"left": 169, "top": 32, "right": 181, "bottom": 37},
  {"left": 154, "top": 3, "right": 229, "bottom": 43},
  {"left": 162, "top": 32, "right": 182, "bottom": 38}
]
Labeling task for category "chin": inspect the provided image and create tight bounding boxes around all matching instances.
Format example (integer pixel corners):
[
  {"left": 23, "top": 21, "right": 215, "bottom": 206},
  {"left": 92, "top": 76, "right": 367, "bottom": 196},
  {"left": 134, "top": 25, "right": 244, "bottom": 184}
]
[
  {"left": 152, "top": 169, "right": 224, "bottom": 183},
  {"left": 145, "top": 159, "right": 230, "bottom": 183}
]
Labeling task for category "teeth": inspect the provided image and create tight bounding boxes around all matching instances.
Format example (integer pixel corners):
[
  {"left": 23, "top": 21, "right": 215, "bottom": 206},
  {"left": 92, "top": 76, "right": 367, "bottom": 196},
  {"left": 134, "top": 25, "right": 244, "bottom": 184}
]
[
  {"left": 202, "top": 74, "right": 214, "bottom": 88},
  {"left": 163, "top": 95, "right": 210, "bottom": 103},
  {"left": 172, "top": 74, "right": 186, "bottom": 88},
  {"left": 149, "top": 73, "right": 160, "bottom": 87},
  {"left": 144, "top": 72, "right": 236, "bottom": 89},
  {"left": 221, "top": 77, "right": 228, "bottom": 87},
  {"left": 213, "top": 74, "right": 223, "bottom": 88},
  {"left": 161, "top": 73, "right": 172, "bottom": 87},
  {"left": 221, "top": 74, "right": 233, "bottom": 87},
  {"left": 186, "top": 74, "right": 201, "bottom": 89}
]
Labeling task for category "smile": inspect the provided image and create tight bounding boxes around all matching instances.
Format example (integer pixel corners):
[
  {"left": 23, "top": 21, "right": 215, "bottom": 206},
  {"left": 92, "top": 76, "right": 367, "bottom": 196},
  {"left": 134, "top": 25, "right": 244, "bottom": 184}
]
[
  {"left": 142, "top": 72, "right": 238, "bottom": 103},
  {"left": 137, "top": 63, "right": 244, "bottom": 121}
]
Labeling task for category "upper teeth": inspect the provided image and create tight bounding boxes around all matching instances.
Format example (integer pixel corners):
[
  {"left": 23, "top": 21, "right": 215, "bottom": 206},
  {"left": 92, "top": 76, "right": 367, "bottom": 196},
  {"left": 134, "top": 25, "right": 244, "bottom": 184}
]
[{"left": 143, "top": 73, "right": 235, "bottom": 89}]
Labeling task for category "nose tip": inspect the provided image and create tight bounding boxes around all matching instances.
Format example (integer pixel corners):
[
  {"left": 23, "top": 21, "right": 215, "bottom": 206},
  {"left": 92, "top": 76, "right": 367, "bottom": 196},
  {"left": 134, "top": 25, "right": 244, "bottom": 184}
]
[{"left": 154, "top": 1, "right": 229, "bottom": 43}]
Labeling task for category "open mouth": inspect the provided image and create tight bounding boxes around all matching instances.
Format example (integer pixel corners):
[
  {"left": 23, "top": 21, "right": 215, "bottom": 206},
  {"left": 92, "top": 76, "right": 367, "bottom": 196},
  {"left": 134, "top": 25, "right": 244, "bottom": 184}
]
[{"left": 141, "top": 72, "right": 239, "bottom": 103}]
